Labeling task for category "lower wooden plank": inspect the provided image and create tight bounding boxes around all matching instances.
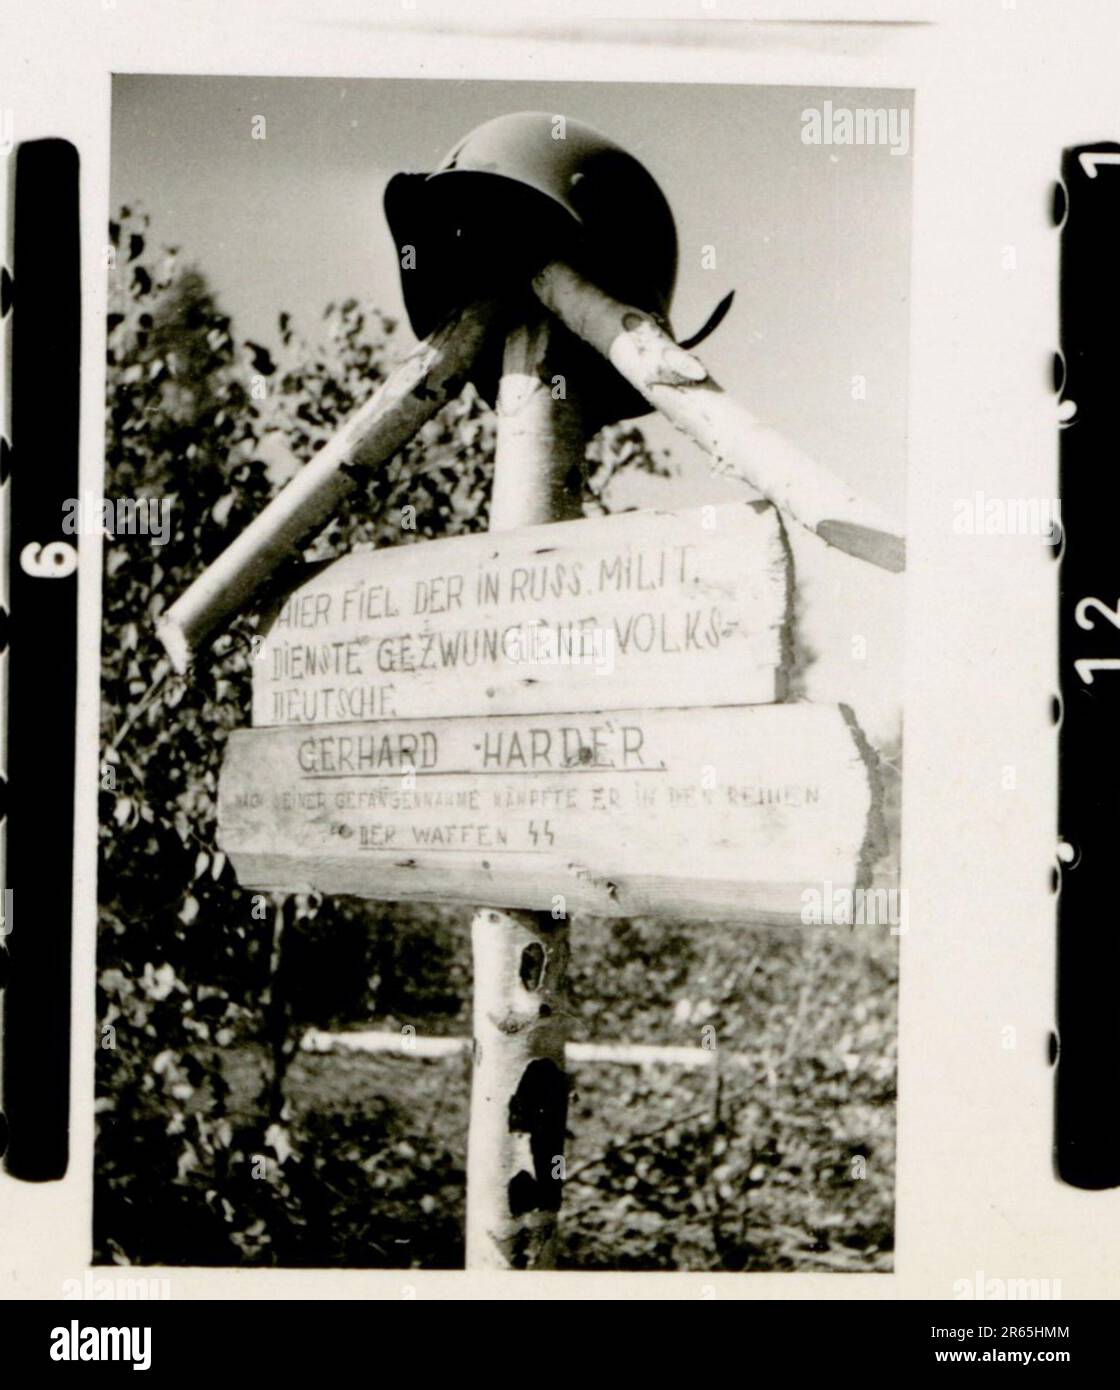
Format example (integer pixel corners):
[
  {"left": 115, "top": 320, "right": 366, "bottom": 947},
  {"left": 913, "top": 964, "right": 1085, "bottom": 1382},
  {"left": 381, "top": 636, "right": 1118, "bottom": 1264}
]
[{"left": 217, "top": 703, "right": 882, "bottom": 924}]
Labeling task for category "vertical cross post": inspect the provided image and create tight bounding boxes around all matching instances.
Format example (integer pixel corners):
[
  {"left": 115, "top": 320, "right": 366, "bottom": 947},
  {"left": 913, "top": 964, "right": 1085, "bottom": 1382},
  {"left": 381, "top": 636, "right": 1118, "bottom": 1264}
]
[{"left": 465, "top": 313, "right": 585, "bottom": 1270}]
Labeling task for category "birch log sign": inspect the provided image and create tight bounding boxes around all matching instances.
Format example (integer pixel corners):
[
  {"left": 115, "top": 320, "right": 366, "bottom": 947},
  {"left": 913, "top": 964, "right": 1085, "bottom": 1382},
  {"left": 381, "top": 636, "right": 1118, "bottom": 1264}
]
[
  {"left": 217, "top": 703, "right": 880, "bottom": 923},
  {"left": 251, "top": 500, "right": 791, "bottom": 727}
]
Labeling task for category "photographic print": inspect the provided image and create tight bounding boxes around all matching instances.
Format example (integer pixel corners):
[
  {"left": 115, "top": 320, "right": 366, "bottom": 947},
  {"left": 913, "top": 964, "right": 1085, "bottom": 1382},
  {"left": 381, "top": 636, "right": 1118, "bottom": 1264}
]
[{"left": 95, "top": 74, "right": 909, "bottom": 1273}]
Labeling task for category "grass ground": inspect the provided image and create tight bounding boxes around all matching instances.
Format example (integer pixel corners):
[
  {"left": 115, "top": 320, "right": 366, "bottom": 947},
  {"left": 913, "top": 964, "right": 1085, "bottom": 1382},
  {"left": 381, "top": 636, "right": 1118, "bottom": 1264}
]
[{"left": 213, "top": 915, "right": 898, "bottom": 1271}]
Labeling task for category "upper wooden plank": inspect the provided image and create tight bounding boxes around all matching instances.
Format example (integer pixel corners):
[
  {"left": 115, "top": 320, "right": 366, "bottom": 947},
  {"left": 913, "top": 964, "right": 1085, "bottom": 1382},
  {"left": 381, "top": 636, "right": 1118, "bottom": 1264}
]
[{"left": 250, "top": 500, "right": 791, "bottom": 728}]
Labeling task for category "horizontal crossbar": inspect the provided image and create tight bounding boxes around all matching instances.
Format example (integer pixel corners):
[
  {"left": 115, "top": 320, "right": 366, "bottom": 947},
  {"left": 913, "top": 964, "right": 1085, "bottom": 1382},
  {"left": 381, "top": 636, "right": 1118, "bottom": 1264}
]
[{"left": 301, "top": 1028, "right": 751, "bottom": 1069}]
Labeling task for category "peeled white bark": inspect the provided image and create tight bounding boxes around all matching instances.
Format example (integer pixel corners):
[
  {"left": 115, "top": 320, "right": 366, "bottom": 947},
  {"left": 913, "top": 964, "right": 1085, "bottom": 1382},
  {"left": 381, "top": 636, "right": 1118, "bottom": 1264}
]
[
  {"left": 157, "top": 299, "right": 499, "bottom": 672},
  {"left": 466, "top": 908, "right": 572, "bottom": 1269},
  {"left": 533, "top": 260, "right": 905, "bottom": 574},
  {"left": 489, "top": 315, "right": 585, "bottom": 530},
  {"left": 465, "top": 317, "right": 580, "bottom": 1270}
]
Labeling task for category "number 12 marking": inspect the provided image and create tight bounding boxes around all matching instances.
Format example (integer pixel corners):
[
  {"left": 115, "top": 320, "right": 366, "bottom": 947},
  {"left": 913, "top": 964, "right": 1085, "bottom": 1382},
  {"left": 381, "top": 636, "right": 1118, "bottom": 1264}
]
[{"left": 1073, "top": 597, "right": 1120, "bottom": 683}]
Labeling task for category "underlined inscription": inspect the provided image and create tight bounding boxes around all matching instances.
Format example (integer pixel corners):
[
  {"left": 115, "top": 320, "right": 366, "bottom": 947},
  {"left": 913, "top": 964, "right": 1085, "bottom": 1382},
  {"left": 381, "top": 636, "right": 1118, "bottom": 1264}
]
[{"left": 218, "top": 704, "right": 876, "bottom": 923}]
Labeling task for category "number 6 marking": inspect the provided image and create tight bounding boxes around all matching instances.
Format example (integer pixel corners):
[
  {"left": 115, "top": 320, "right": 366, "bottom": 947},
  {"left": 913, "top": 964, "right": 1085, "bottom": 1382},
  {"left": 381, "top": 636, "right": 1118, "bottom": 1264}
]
[{"left": 20, "top": 540, "right": 77, "bottom": 578}]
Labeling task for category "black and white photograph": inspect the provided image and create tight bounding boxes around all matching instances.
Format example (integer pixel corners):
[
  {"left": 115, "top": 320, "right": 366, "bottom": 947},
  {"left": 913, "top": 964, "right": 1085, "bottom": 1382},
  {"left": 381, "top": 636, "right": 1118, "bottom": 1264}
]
[
  {"left": 6, "top": 0, "right": 1119, "bottom": 1344},
  {"left": 95, "top": 75, "right": 907, "bottom": 1272}
]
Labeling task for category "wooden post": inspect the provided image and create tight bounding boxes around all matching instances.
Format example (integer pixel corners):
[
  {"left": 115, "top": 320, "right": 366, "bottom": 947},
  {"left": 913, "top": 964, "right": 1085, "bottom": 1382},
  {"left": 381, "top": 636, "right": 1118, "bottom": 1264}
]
[
  {"left": 156, "top": 299, "right": 498, "bottom": 673},
  {"left": 465, "top": 315, "right": 583, "bottom": 1270},
  {"left": 532, "top": 260, "right": 905, "bottom": 574}
]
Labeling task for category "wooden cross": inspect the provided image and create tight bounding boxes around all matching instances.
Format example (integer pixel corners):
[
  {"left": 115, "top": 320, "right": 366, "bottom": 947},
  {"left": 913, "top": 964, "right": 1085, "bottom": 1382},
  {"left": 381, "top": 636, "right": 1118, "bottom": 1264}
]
[{"left": 158, "top": 259, "right": 903, "bottom": 1272}]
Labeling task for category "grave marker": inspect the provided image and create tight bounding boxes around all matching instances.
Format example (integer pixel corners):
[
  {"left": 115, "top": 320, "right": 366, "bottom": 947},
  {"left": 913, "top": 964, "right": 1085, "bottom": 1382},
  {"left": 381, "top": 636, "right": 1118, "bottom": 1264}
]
[{"left": 155, "top": 112, "right": 902, "bottom": 1273}]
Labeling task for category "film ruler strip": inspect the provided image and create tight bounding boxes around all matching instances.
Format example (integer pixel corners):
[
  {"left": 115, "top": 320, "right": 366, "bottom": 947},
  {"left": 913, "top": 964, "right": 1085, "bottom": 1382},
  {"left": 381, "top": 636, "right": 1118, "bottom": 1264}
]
[
  {"left": 1055, "top": 143, "right": 1120, "bottom": 1190},
  {"left": 0, "top": 139, "right": 80, "bottom": 1181}
]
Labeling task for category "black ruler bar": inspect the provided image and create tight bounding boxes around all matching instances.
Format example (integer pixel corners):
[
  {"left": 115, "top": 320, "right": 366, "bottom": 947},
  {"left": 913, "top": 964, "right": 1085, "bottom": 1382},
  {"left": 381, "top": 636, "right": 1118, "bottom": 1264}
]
[
  {"left": 1, "top": 139, "right": 80, "bottom": 1182},
  {"left": 1055, "top": 143, "right": 1120, "bottom": 1189}
]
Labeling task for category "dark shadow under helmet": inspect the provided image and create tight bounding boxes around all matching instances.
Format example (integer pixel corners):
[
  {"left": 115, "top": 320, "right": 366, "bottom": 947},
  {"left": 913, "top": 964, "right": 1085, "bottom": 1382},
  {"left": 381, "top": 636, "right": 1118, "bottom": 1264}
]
[{"left": 384, "top": 111, "right": 685, "bottom": 429}]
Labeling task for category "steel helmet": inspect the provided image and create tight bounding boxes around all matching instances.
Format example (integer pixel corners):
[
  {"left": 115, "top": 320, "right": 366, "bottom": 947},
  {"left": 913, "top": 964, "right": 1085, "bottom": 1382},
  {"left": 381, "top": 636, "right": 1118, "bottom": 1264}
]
[{"left": 384, "top": 112, "right": 691, "bottom": 427}]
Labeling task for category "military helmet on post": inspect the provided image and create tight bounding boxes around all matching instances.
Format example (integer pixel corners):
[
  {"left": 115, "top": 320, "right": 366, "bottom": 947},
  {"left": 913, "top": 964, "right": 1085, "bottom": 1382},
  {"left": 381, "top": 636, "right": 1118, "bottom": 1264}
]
[{"left": 383, "top": 111, "right": 681, "bottom": 427}]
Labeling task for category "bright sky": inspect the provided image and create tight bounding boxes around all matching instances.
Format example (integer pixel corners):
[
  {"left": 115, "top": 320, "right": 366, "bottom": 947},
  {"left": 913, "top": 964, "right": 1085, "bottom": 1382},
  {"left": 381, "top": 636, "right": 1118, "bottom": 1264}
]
[{"left": 111, "top": 75, "right": 910, "bottom": 744}]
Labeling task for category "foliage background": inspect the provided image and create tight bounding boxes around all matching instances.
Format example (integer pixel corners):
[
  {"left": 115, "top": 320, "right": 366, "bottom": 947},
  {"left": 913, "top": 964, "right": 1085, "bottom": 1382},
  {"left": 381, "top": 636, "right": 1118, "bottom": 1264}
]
[{"left": 95, "top": 213, "right": 899, "bottom": 1271}]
